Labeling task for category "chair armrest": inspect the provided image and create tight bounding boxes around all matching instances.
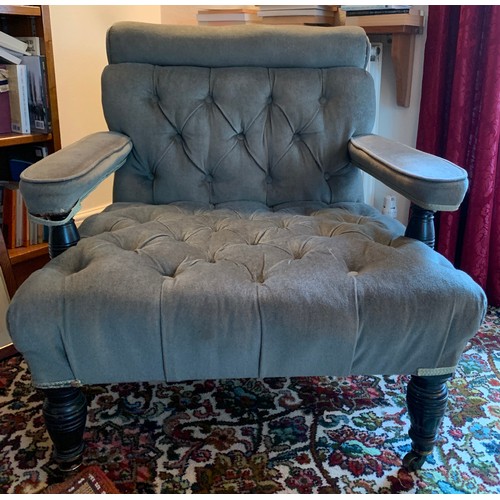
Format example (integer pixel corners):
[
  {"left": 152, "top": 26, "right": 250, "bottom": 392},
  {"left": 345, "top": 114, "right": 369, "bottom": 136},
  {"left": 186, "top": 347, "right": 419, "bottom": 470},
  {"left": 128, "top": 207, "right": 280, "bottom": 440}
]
[
  {"left": 20, "top": 132, "right": 132, "bottom": 225},
  {"left": 349, "top": 134, "right": 468, "bottom": 211}
]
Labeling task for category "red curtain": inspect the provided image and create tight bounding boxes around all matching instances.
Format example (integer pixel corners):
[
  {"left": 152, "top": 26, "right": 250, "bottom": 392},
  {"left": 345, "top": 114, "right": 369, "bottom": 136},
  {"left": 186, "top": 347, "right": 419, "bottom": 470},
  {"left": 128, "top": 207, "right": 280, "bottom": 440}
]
[{"left": 416, "top": 5, "right": 500, "bottom": 306}]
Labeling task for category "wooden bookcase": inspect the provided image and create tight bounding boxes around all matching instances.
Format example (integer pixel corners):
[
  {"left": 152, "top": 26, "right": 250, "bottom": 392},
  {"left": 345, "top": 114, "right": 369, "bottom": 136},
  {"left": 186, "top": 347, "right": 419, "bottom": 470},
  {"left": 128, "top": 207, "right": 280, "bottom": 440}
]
[{"left": 0, "top": 5, "right": 59, "bottom": 284}]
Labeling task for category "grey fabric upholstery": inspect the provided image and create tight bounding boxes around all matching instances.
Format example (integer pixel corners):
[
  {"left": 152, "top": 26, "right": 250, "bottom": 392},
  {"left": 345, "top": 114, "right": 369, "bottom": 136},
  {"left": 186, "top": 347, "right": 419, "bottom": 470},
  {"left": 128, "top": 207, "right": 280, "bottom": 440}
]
[
  {"left": 9, "top": 201, "right": 486, "bottom": 387},
  {"left": 7, "top": 23, "right": 487, "bottom": 390},
  {"left": 106, "top": 22, "right": 370, "bottom": 68},
  {"left": 20, "top": 132, "right": 132, "bottom": 224},
  {"left": 349, "top": 135, "right": 469, "bottom": 211},
  {"left": 104, "top": 62, "right": 373, "bottom": 208}
]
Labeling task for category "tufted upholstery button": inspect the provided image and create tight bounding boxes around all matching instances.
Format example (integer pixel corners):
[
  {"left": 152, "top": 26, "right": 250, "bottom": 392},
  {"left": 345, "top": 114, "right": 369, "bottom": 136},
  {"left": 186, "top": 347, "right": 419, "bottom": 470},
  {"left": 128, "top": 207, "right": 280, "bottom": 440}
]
[
  {"left": 205, "top": 173, "right": 214, "bottom": 183},
  {"left": 293, "top": 133, "right": 301, "bottom": 142},
  {"left": 319, "top": 96, "right": 327, "bottom": 105},
  {"left": 324, "top": 172, "right": 331, "bottom": 181},
  {"left": 267, "top": 96, "right": 273, "bottom": 104},
  {"left": 205, "top": 95, "right": 213, "bottom": 104},
  {"left": 266, "top": 175, "right": 273, "bottom": 185},
  {"left": 236, "top": 133, "right": 245, "bottom": 141}
]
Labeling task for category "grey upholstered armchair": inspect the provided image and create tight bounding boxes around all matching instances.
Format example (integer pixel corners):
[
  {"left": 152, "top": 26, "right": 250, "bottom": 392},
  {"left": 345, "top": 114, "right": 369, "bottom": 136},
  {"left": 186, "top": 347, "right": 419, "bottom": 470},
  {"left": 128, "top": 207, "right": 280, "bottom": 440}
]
[{"left": 8, "top": 23, "right": 486, "bottom": 473}]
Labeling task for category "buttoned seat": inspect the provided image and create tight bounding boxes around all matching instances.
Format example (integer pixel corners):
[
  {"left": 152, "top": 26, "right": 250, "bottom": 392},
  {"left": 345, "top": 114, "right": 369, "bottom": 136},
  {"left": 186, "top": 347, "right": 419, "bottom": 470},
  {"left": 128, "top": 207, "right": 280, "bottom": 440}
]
[{"left": 7, "top": 23, "right": 486, "bottom": 472}]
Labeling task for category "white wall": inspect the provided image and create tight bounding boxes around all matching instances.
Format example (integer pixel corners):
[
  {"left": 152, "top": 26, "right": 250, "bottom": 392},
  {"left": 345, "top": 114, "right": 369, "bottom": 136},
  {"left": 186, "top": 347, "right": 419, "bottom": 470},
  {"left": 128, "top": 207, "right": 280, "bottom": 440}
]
[
  {"left": 161, "top": 5, "right": 200, "bottom": 25},
  {"left": 49, "top": 6, "right": 161, "bottom": 221},
  {"left": 50, "top": 5, "right": 427, "bottom": 226}
]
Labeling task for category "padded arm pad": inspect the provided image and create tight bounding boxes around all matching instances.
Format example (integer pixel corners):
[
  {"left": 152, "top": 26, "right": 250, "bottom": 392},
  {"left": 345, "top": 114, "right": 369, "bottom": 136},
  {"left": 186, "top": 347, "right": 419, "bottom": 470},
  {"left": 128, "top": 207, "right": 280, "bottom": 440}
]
[
  {"left": 349, "top": 134, "right": 468, "bottom": 211},
  {"left": 20, "top": 132, "right": 132, "bottom": 225}
]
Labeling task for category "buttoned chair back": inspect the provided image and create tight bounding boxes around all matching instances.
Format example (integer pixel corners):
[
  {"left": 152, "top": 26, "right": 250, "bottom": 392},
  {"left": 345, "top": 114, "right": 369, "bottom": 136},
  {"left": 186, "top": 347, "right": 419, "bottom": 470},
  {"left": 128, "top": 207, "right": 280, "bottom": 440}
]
[{"left": 105, "top": 23, "right": 373, "bottom": 208}]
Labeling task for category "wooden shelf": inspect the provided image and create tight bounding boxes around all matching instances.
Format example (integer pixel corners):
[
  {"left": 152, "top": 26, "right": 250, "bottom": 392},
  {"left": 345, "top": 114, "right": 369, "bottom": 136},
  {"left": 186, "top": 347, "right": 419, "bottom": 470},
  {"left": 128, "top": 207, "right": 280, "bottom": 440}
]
[
  {"left": 0, "top": 133, "right": 53, "bottom": 147},
  {"left": 347, "top": 15, "right": 424, "bottom": 108},
  {"left": 363, "top": 25, "right": 421, "bottom": 35},
  {"left": 9, "top": 243, "right": 50, "bottom": 287},
  {"left": 0, "top": 5, "right": 41, "bottom": 16},
  {"left": 8, "top": 243, "right": 48, "bottom": 265}
]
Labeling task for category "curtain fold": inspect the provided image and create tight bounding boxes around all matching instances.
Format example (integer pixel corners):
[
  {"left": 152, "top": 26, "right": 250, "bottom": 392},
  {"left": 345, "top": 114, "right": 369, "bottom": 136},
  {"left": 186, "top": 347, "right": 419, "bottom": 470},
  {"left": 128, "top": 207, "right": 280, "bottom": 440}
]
[{"left": 416, "top": 5, "right": 500, "bottom": 306}]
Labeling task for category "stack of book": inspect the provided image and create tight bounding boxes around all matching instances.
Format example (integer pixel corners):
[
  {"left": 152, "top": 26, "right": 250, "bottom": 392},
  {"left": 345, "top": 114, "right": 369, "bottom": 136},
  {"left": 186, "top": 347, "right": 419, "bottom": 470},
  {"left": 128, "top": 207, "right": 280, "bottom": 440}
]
[
  {"left": 257, "top": 5, "right": 338, "bottom": 26},
  {"left": 0, "top": 67, "right": 10, "bottom": 134},
  {"left": 197, "top": 8, "right": 261, "bottom": 26},
  {"left": 0, "top": 29, "right": 51, "bottom": 135},
  {"left": 0, "top": 29, "right": 29, "bottom": 65},
  {"left": 0, "top": 145, "right": 49, "bottom": 249},
  {"left": 341, "top": 5, "right": 423, "bottom": 28}
]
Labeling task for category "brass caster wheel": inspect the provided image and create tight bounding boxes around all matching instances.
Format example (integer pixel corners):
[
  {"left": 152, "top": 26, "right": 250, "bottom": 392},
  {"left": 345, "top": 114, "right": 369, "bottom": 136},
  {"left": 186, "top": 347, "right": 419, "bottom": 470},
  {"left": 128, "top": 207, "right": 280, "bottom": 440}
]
[
  {"left": 55, "top": 444, "right": 85, "bottom": 473},
  {"left": 57, "top": 455, "right": 83, "bottom": 473},
  {"left": 402, "top": 450, "right": 427, "bottom": 471}
]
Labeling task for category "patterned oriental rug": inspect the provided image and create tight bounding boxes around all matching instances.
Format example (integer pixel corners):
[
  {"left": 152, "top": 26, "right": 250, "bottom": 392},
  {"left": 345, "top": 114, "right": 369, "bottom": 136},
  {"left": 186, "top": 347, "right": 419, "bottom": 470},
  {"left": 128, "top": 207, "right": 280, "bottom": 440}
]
[{"left": 1, "top": 307, "right": 499, "bottom": 494}]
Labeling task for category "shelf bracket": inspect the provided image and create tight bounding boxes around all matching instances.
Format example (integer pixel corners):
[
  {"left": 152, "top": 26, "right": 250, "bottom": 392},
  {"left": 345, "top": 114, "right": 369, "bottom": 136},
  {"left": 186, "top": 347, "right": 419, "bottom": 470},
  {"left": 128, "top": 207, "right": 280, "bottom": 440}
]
[{"left": 390, "top": 33, "right": 416, "bottom": 108}]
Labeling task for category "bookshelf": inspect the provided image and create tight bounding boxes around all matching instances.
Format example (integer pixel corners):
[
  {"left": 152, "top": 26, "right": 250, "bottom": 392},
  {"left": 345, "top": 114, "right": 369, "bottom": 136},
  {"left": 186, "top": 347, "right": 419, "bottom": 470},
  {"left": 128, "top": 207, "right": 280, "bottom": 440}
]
[{"left": 0, "top": 5, "right": 59, "bottom": 283}]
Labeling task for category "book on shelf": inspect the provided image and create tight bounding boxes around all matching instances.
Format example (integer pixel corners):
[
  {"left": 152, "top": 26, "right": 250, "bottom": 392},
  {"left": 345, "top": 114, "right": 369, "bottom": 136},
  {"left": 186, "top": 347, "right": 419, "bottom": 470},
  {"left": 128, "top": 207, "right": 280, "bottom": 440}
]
[
  {"left": 8, "top": 145, "right": 48, "bottom": 181},
  {"left": 257, "top": 5, "right": 337, "bottom": 25},
  {"left": 0, "top": 30, "right": 28, "bottom": 56},
  {"left": 21, "top": 55, "right": 51, "bottom": 133},
  {"left": 1, "top": 183, "right": 36, "bottom": 249},
  {"left": 1, "top": 183, "right": 18, "bottom": 249},
  {"left": 260, "top": 15, "right": 336, "bottom": 25},
  {"left": 197, "top": 8, "right": 261, "bottom": 24},
  {"left": 341, "top": 5, "right": 412, "bottom": 12},
  {"left": 0, "top": 66, "right": 11, "bottom": 134},
  {"left": 344, "top": 8, "right": 421, "bottom": 16},
  {"left": 0, "top": 45, "right": 24, "bottom": 65},
  {"left": 0, "top": 183, "right": 32, "bottom": 249},
  {"left": 345, "top": 12, "right": 423, "bottom": 27},
  {"left": 258, "top": 5, "right": 338, "bottom": 12},
  {"left": 15, "top": 188, "right": 29, "bottom": 248},
  {"left": 15, "top": 37, "right": 42, "bottom": 56},
  {"left": 6, "top": 64, "right": 30, "bottom": 134},
  {"left": 1, "top": 146, "right": 49, "bottom": 249},
  {"left": 258, "top": 7, "right": 336, "bottom": 17}
]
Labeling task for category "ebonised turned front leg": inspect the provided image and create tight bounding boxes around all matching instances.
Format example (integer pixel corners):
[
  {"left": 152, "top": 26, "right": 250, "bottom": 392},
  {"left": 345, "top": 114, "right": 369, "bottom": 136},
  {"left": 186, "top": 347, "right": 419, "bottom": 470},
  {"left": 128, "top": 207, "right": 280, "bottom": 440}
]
[
  {"left": 405, "top": 205, "right": 436, "bottom": 248},
  {"left": 44, "top": 218, "right": 86, "bottom": 471},
  {"left": 43, "top": 387, "right": 87, "bottom": 472},
  {"left": 403, "top": 374, "right": 451, "bottom": 471},
  {"left": 48, "top": 218, "right": 80, "bottom": 259},
  {"left": 403, "top": 209, "right": 451, "bottom": 469}
]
